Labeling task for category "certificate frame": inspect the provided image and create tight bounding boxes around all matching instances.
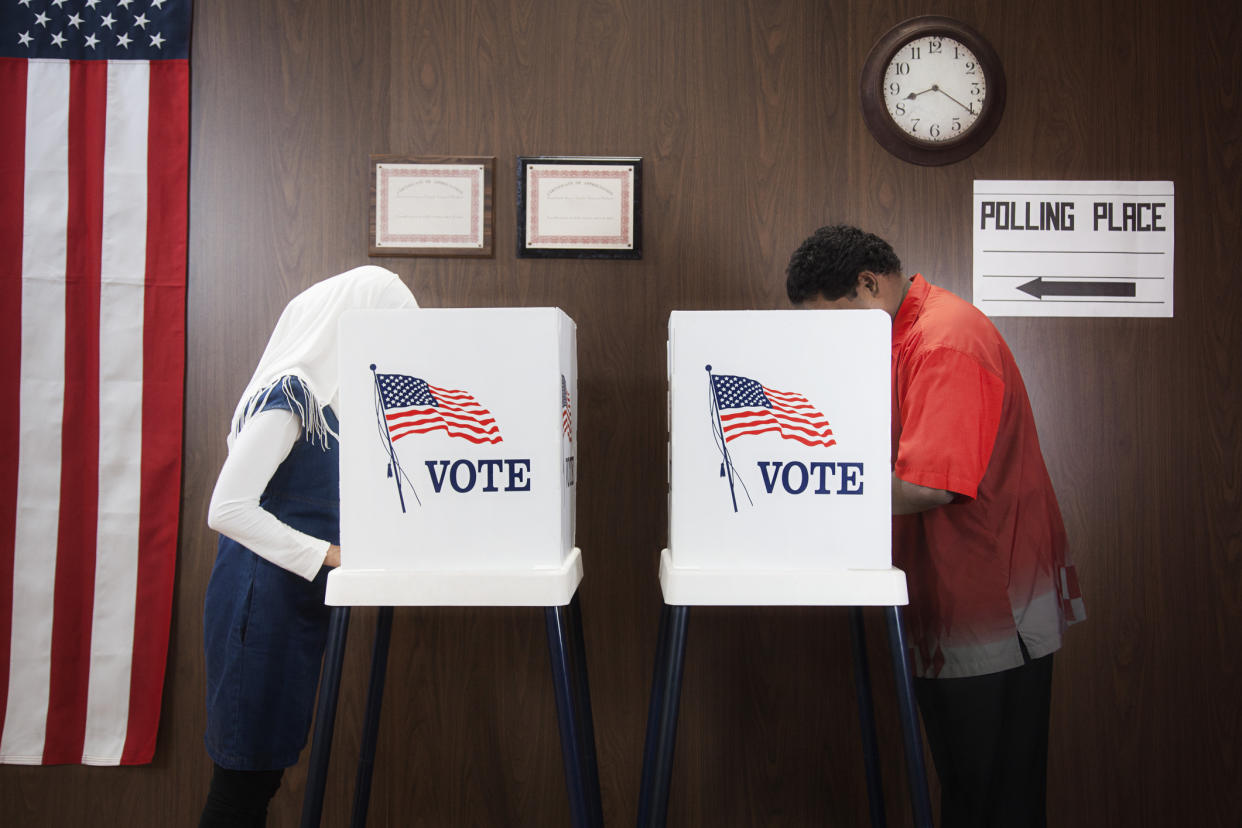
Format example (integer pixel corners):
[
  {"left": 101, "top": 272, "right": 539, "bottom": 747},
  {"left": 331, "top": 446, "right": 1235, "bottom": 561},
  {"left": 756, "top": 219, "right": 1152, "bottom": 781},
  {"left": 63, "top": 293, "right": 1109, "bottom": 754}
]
[
  {"left": 369, "top": 155, "right": 493, "bottom": 257},
  {"left": 516, "top": 156, "right": 643, "bottom": 259}
]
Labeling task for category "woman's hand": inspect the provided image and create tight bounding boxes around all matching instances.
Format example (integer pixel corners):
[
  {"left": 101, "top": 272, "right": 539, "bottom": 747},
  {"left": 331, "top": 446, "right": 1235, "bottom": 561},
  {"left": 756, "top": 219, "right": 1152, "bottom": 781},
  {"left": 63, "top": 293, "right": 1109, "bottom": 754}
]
[{"left": 324, "top": 544, "right": 342, "bottom": 568}]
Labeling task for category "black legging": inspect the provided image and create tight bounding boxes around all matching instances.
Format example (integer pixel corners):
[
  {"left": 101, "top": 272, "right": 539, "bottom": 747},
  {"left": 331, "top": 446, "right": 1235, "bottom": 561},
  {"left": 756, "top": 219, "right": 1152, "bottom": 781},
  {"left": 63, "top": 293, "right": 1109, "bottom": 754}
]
[{"left": 199, "top": 764, "right": 285, "bottom": 828}]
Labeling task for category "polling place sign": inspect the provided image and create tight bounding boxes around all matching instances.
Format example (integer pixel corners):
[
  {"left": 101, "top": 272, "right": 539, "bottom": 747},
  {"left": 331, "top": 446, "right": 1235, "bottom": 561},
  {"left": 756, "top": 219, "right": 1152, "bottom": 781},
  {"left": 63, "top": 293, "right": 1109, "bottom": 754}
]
[{"left": 973, "top": 180, "right": 1174, "bottom": 317}]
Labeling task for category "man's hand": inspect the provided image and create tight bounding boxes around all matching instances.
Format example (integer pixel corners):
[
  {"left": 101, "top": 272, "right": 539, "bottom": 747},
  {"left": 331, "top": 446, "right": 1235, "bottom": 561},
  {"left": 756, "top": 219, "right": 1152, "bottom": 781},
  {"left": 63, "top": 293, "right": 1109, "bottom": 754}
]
[{"left": 892, "top": 474, "right": 954, "bottom": 515}]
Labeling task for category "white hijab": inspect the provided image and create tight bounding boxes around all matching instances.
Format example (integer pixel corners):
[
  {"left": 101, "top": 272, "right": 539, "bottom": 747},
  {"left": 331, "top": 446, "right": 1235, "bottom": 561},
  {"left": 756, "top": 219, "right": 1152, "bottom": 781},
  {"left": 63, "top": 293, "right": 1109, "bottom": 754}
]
[{"left": 228, "top": 265, "right": 417, "bottom": 447}]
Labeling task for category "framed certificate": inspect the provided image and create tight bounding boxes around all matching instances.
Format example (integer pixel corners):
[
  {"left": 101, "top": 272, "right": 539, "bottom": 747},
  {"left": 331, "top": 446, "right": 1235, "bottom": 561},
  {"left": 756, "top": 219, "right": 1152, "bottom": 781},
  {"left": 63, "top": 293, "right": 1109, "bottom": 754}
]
[
  {"left": 517, "top": 156, "right": 642, "bottom": 259},
  {"left": 370, "top": 155, "right": 493, "bottom": 257}
]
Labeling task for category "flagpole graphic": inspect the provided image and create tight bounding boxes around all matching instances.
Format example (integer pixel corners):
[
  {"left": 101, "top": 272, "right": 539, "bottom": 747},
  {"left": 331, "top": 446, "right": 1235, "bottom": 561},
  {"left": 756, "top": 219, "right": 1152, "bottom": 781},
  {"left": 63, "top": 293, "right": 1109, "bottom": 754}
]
[
  {"left": 706, "top": 365, "right": 743, "bottom": 513},
  {"left": 370, "top": 364, "right": 420, "bottom": 513}
]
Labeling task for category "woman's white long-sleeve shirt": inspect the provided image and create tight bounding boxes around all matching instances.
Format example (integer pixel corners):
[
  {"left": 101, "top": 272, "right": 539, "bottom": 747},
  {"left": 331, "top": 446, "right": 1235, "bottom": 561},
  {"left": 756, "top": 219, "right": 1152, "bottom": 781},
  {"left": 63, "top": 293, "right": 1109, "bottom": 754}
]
[{"left": 206, "top": 409, "right": 330, "bottom": 581}]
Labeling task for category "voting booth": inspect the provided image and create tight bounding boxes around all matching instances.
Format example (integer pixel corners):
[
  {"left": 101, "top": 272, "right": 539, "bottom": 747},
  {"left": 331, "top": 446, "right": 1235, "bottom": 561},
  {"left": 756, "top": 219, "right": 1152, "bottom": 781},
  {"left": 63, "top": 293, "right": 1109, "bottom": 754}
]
[
  {"left": 639, "top": 311, "right": 931, "bottom": 828},
  {"left": 303, "top": 308, "right": 601, "bottom": 828},
  {"left": 663, "top": 309, "right": 906, "bottom": 604},
  {"left": 329, "top": 306, "right": 580, "bottom": 606}
]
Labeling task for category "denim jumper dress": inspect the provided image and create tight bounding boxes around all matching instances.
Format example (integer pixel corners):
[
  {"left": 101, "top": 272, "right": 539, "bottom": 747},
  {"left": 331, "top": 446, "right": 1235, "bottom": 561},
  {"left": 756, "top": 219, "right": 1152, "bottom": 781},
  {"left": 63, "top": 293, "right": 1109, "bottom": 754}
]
[{"left": 203, "top": 378, "right": 338, "bottom": 770}]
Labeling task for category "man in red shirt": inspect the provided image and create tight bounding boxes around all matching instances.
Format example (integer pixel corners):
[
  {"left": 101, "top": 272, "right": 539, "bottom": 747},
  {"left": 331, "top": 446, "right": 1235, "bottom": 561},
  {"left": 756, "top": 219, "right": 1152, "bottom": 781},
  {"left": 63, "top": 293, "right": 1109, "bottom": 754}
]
[{"left": 786, "top": 225, "right": 1085, "bottom": 827}]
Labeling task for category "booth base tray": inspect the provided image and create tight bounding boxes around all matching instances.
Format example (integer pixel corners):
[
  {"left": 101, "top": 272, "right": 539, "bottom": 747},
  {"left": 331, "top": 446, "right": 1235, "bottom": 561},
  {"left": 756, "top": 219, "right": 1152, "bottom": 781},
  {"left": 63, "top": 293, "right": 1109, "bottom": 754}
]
[
  {"left": 658, "top": 548, "right": 908, "bottom": 606},
  {"left": 325, "top": 547, "right": 583, "bottom": 607}
]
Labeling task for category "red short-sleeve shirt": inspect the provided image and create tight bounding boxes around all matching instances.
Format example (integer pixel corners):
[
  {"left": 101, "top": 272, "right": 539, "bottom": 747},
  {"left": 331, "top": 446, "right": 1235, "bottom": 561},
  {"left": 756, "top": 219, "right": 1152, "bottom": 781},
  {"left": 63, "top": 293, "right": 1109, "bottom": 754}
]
[{"left": 892, "top": 276, "right": 1085, "bottom": 678}]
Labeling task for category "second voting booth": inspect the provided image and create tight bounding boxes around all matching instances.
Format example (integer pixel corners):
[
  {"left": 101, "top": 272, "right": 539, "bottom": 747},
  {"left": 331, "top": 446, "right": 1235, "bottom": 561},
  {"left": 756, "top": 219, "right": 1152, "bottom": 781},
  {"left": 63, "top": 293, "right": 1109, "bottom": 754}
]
[
  {"left": 639, "top": 310, "right": 932, "bottom": 828},
  {"left": 301, "top": 308, "right": 602, "bottom": 828}
]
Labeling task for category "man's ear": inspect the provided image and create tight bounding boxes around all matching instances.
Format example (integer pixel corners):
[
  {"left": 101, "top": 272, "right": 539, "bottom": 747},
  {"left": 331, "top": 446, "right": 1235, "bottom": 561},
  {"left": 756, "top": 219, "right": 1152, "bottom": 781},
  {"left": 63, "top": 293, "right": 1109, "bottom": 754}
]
[{"left": 857, "top": 271, "right": 880, "bottom": 297}]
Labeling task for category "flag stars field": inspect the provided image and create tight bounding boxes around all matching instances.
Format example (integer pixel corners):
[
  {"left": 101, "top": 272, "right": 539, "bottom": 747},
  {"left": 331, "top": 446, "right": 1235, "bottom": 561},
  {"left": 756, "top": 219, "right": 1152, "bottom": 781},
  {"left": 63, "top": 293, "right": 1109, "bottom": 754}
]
[{"left": 4, "top": 1, "right": 179, "bottom": 59}]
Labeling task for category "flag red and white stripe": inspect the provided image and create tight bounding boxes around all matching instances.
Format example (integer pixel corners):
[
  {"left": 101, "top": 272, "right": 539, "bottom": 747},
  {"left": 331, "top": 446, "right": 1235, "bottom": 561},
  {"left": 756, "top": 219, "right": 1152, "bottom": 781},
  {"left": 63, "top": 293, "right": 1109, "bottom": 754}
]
[
  {"left": 386, "top": 384, "right": 502, "bottom": 445},
  {"left": 374, "top": 371, "right": 503, "bottom": 445},
  {"left": 0, "top": 52, "right": 187, "bottom": 766},
  {"left": 561, "top": 374, "right": 572, "bottom": 442},
  {"left": 718, "top": 387, "right": 837, "bottom": 447},
  {"left": 710, "top": 372, "right": 837, "bottom": 448}
]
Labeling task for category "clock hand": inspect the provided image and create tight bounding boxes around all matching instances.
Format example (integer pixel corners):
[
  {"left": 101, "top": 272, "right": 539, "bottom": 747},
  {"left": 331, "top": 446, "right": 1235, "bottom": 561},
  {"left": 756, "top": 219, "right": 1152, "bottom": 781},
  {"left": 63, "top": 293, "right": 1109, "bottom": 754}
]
[
  {"left": 929, "top": 84, "right": 975, "bottom": 114},
  {"left": 904, "top": 86, "right": 937, "bottom": 100}
]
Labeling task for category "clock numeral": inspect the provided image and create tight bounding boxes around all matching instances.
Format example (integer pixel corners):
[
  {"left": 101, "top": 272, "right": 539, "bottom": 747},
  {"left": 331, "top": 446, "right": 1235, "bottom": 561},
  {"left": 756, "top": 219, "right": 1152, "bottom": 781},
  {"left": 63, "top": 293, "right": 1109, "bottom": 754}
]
[
  {"left": 971, "top": 82, "right": 982, "bottom": 96},
  {"left": 895, "top": 103, "right": 907, "bottom": 116},
  {"left": 929, "top": 123, "right": 942, "bottom": 138},
  {"left": 888, "top": 82, "right": 901, "bottom": 96},
  {"left": 965, "top": 61, "right": 977, "bottom": 75},
  {"left": 908, "top": 46, "right": 921, "bottom": 60},
  {"left": 895, "top": 62, "right": 910, "bottom": 76},
  {"left": 952, "top": 117, "right": 962, "bottom": 132},
  {"left": 910, "top": 118, "right": 921, "bottom": 133},
  {"left": 928, "top": 39, "right": 943, "bottom": 54}
]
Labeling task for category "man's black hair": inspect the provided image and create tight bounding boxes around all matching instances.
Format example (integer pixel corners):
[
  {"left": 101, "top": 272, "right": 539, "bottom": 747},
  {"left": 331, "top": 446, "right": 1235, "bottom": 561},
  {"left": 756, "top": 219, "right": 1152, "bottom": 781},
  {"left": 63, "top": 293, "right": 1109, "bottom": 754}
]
[{"left": 785, "top": 225, "right": 903, "bottom": 304}]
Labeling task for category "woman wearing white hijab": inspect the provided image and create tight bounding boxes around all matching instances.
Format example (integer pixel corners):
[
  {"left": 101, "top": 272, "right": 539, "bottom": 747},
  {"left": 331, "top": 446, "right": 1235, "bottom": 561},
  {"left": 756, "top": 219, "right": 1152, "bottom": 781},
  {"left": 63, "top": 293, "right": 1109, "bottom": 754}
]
[{"left": 199, "top": 266, "right": 417, "bottom": 826}]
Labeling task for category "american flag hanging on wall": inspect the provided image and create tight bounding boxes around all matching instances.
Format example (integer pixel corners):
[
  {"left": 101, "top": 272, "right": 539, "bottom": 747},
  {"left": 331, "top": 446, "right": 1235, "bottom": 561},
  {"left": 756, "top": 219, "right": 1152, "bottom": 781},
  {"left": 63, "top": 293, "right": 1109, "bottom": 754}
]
[{"left": 0, "top": 0, "right": 190, "bottom": 765}]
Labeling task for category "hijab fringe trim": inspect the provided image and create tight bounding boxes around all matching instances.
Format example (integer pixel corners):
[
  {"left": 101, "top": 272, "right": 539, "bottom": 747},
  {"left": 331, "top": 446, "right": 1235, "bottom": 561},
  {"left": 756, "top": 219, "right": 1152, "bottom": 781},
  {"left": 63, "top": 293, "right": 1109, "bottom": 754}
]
[{"left": 232, "top": 375, "right": 334, "bottom": 450}]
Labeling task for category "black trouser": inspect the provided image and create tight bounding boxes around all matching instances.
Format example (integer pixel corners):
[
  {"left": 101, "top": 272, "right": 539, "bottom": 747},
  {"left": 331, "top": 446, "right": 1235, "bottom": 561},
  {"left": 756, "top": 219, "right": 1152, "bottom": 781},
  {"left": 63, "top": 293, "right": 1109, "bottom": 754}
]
[
  {"left": 199, "top": 764, "right": 285, "bottom": 828},
  {"left": 914, "top": 645, "right": 1054, "bottom": 828}
]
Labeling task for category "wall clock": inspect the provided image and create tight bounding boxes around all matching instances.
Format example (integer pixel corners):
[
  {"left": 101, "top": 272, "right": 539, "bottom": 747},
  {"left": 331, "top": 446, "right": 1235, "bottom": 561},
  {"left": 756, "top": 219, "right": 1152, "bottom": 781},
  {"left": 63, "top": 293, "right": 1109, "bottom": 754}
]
[{"left": 860, "top": 16, "right": 1006, "bottom": 166}]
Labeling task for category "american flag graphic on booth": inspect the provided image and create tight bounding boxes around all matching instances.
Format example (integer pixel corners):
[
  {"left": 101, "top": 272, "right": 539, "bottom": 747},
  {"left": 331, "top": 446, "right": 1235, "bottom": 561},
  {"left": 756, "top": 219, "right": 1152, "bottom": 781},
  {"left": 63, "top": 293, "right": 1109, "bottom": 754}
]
[
  {"left": 376, "top": 372, "right": 502, "bottom": 445},
  {"left": 1, "top": 1, "right": 190, "bottom": 765},
  {"left": 561, "top": 374, "right": 572, "bottom": 442},
  {"left": 710, "top": 373, "right": 836, "bottom": 448}
]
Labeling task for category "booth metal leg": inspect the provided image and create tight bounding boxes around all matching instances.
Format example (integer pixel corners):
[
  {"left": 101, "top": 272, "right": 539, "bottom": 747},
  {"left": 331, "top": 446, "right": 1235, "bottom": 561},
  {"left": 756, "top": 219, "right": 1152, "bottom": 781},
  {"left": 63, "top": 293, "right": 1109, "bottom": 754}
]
[
  {"left": 565, "top": 594, "right": 604, "bottom": 826},
  {"left": 849, "top": 607, "right": 888, "bottom": 828},
  {"left": 547, "top": 600, "right": 603, "bottom": 828},
  {"left": 884, "top": 605, "right": 934, "bottom": 828},
  {"left": 636, "top": 604, "right": 690, "bottom": 828},
  {"left": 301, "top": 605, "right": 352, "bottom": 828},
  {"left": 350, "top": 606, "right": 394, "bottom": 828}
]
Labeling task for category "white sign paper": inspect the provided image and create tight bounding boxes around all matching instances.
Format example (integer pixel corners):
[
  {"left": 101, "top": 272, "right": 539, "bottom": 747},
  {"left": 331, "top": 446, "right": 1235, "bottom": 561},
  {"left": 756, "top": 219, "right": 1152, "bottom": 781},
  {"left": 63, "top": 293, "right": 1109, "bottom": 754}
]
[
  {"left": 375, "top": 163, "right": 486, "bottom": 248},
  {"left": 525, "top": 164, "right": 635, "bottom": 249},
  {"left": 973, "top": 180, "right": 1174, "bottom": 317}
]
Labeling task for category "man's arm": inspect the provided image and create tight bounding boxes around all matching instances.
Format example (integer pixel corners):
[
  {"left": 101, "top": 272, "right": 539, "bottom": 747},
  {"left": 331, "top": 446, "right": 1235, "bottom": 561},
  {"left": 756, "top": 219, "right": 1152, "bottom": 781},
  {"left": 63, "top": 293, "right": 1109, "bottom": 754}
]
[{"left": 891, "top": 473, "right": 954, "bottom": 515}]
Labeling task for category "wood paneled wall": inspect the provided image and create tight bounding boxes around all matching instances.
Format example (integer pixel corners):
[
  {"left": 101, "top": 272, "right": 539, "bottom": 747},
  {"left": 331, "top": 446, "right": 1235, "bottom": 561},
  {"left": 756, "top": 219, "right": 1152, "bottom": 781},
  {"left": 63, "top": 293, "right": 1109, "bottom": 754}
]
[{"left": 3, "top": 0, "right": 1240, "bottom": 825}]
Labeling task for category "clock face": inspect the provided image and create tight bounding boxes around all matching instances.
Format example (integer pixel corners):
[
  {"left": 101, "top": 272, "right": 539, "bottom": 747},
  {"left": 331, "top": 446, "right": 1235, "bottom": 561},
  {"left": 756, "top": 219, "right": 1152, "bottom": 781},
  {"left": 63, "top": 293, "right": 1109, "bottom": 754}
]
[{"left": 881, "top": 35, "right": 987, "bottom": 145}]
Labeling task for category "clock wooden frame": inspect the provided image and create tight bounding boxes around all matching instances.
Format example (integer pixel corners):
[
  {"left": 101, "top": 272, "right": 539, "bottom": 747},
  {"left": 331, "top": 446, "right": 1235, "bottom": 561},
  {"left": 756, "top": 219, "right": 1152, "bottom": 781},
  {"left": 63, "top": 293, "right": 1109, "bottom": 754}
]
[{"left": 860, "top": 15, "right": 1006, "bottom": 166}]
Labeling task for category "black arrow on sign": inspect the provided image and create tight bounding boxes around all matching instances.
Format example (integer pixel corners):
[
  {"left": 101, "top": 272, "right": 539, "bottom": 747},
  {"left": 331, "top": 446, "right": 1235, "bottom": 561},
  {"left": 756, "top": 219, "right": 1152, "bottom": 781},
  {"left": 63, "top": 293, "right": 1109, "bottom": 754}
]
[{"left": 1016, "top": 277, "right": 1137, "bottom": 299}]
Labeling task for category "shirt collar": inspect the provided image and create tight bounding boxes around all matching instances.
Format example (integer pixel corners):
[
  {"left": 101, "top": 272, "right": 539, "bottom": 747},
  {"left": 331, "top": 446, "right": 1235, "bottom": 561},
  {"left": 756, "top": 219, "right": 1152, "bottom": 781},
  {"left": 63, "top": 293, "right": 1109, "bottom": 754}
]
[{"left": 892, "top": 274, "right": 929, "bottom": 345}]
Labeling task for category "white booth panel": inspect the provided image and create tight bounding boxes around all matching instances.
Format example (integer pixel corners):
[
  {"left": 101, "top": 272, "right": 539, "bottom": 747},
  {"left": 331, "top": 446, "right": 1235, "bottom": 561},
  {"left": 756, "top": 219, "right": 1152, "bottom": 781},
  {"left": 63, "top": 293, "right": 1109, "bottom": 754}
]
[
  {"left": 665, "top": 310, "right": 906, "bottom": 605},
  {"left": 330, "top": 307, "right": 578, "bottom": 606}
]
